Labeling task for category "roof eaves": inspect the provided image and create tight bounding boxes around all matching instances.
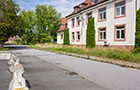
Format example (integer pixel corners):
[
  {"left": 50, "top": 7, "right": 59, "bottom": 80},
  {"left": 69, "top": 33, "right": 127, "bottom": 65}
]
[{"left": 66, "top": 0, "right": 109, "bottom": 18}]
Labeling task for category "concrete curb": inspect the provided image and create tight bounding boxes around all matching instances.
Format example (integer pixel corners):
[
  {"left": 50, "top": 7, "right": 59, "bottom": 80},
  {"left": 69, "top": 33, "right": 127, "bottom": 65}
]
[{"left": 53, "top": 51, "right": 140, "bottom": 69}]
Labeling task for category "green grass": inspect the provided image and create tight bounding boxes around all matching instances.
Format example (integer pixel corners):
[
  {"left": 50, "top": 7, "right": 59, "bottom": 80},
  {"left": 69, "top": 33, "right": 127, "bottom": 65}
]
[
  {"left": 30, "top": 44, "right": 140, "bottom": 63},
  {"left": 0, "top": 48, "right": 8, "bottom": 51}
]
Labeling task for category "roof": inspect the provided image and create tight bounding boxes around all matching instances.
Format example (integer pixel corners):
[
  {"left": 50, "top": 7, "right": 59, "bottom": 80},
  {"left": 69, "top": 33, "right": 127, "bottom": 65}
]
[
  {"left": 56, "top": 24, "right": 66, "bottom": 33},
  {"left": 56, "top": 17, "right": 68, "bottom": 33},
  {"left": 66, "top": 0, "right": 108, "bottom": 18},
  {"left": 60, "top": 17, "right": 68, "bottom": 25}
]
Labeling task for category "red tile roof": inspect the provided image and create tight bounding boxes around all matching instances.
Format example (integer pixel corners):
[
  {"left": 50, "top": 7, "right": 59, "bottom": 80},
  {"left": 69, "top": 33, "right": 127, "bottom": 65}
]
[
  {"left": 66, "top": 0, "right": 107, "bottom": 18},
  {"left": 56, "top": 24, "right": 66, "bottom": 33},
  {"left": 60, "top": 17, "right": 68, "bottom": 25},
  {"left": 56, "top": 17, "right": 68, "bottom": 33}
]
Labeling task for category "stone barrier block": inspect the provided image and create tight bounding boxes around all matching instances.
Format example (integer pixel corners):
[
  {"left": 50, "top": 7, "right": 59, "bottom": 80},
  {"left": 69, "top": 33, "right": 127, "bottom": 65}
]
[{"left": 0, "top": 51, "right": 11, "bottom": 60}]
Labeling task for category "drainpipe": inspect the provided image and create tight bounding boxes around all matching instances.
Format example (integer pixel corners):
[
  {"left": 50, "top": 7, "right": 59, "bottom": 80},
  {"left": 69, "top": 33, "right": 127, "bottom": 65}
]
[{"left": 136, "top": 0, "right": 137, "bottom": 11}]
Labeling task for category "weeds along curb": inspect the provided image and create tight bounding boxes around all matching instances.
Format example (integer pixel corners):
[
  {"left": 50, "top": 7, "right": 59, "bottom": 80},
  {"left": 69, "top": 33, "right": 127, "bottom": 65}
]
[
  {"left": 31, "top": 47, "right": 140, "bottom": 70},
  {"left": 53, "top": 51, "right": 140, "bottom": 70}
]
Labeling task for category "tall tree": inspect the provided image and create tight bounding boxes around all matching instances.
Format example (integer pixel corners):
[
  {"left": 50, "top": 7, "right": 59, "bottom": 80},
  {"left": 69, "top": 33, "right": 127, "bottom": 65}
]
[
  {"left": 0, "top": 0, "right": 25, "bottom": 47},
  {"left": 135, "top": 8, "right": 140, "bottom": 53},
  {"left": 35, "top": 5, "right": 61, "bottom": 42},
  {"left": 86, "top": 17, "right": 95, "bottom": 48},
  {"left": 20, "top": 9, "right": 36, "bottom": 44}
]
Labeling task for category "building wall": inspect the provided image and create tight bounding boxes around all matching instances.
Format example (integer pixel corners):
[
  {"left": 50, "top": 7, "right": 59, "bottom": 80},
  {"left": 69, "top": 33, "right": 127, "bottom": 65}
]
[
  {"left": 67, "top": 0, "right": 136, "bottom": 46},
  {"left": 57, "top": 32, "right": 64, "bottom": 44},
  {"left": 137, "top": 0, "right": 140, "bottom": 10}
]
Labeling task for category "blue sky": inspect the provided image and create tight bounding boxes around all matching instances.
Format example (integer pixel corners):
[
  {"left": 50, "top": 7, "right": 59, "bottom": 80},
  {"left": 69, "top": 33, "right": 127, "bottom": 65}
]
[{"left": 16, "top": 0, "right": 83, "bottom": 17}]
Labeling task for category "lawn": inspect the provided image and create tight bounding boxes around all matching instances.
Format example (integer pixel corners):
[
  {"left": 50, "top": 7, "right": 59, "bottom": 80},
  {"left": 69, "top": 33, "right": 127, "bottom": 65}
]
[
  {"left": 0, "top": 48, "right": 8, "bottom": 51},
  {"left": 30, "top": 43, "right": 140, "bottom": 63}
]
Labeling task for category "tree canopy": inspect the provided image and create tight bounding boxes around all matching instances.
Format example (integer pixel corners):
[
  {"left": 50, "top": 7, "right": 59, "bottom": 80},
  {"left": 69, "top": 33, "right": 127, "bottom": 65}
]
[{"left": 0, "top": 0, "right": 25, "bottom": 47}]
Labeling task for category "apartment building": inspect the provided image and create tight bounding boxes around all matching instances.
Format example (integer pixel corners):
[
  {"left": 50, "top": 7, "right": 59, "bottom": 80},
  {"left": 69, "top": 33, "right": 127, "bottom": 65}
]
[{"left": 64, "top": 0, "right": 140, "bottom": 47}]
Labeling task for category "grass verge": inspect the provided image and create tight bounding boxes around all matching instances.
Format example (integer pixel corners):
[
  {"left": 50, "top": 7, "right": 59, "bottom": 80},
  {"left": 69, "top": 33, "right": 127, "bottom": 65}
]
[
  {"left": 0, "top": 48, "right": 8, "bottom": 51},
  {"left": 30, "top": 43, "right": 140, "bottom": 63}
]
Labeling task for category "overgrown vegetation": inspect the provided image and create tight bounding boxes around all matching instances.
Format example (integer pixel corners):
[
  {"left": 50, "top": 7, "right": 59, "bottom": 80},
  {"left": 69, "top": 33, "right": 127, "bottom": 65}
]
[
  {"left": 0, "top": 48, "right": 8, "bottom": 51},
  {"left": 63, "top": 28, "right": 70, "bottom": 45},
  {"left": 86, "top": 17, "right": 95, "bottom": 48},
  {"left": 31, "top": 44, "right": 140, "bottom": 63},
  {"left": 135, "top": 8, "right": 140, "bottom": 53}
]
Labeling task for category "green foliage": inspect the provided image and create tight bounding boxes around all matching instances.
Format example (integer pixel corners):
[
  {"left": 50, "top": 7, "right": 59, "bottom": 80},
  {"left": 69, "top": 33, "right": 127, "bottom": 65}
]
[
  {"left": 40, "top": 33, "right": 50, "bottom": 43},
  {"left": 0, "top": 0, "right": 25, "bottom": 47},
  {"left": 63, "top": 28, "right": 70, "bottom": 45},
  {"left": 135, "top": 8, "right": 140, "bottom": 53},
  {"left": 35, "top": 5, "right": 61, "bottom": 42},
  {"left": 86, "top": 17, "right": 95, "bottom": 48}
]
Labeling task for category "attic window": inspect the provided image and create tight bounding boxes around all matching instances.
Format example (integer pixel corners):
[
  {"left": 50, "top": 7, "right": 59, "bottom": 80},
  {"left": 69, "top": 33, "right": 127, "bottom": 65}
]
[
  {"left": 80, "top": 5, "right": 83, "bottom": 9},
  {"left": 91, "top": 0, "right": 101, "bottom": 4},
  {"left": 91, "top": 0, "right": 95, "bottom": 4},
  {"left": 75, "top": 8, "right": 77, "bottom": 13}
]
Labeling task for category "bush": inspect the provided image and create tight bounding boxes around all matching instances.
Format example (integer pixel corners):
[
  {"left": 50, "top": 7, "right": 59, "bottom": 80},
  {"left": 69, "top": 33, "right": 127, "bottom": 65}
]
[
  {"left": 135, "top": 8, "right": 140, "bottom": 53},
  {"left": 86, "top": 17, "right": 95, "bottom": 48},
  {"left": 63, "top": 28, "right": 70, "bottom": 45}
]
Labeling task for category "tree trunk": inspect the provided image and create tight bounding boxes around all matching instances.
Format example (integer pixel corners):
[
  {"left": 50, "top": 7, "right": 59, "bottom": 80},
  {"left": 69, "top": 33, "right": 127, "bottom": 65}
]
[{"left": 0, "top": 40, "right": 3, "bottom": 48}]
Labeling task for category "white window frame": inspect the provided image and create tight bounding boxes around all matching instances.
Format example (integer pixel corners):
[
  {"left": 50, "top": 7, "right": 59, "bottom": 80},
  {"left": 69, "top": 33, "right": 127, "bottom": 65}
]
[
  {"left": 116, "top": 2, "right": 125, "bottom": 16},
  {"left": 99, "top": 8, "right": 106, "bottom": 20},
  {"left": 116, "top": 26, "right": 125, "bottom": 39},
  {"left": 99, "top": 29, "right": 106, "bottom": 40}
]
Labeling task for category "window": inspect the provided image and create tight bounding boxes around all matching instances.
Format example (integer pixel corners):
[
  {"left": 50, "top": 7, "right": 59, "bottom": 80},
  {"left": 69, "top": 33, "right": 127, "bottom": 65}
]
[
  {"left": 91, "top": 0, "right": 95, "bottom": 4},
  {"left": 96, "top": 0, "right": 100, "bottom": 2},
  {"left": 77, "top": 31, "right": 80, "bottom": 42},
  {"left": 99, "top": 7, "right": 106, "bottom": 21},
  {"left": 115, "top": 0, "right": 126, "bottom": 18},
  {"left": 91, "top": 0, "right": 100, "bottom": 4},
  {"left": 61, "top": 34, "right": 63, "bottom": 39},
  {"left": 115, "top": 25, "right": 125, "bottom": 40},
  {"left": 72, "top": 18, "right": 75, "bottom": 28},
  {"left": 75, "top": 8, "right": 77, "bottom": 13},
  {"left": 98, "top": 27, "right": 106, "bottom": 41},
  {"left": 86, "top": 12, "right": 92, "bottom": 24},
  {"left": 77, "top": 17, "right": 80, "bottom": 27},
  {"left": 87, "top": 13, "right": 92, "bottom": 19},
  {"left": 72, "top": 32, "right": 75, "bottom": 42},
  {"left": 66, "top": 23, "right": 67, "bottom": 29}
]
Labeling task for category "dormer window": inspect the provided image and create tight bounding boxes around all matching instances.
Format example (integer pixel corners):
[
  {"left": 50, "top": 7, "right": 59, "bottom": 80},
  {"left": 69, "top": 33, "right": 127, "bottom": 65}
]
[
  {"left": 75, "top": 8, "right": 77, "bottom": 13},
  {"left": 79, "top": 5, "right": 83, "bottom": 10},
  {"left": 91, "top": 0, "right": 95, "bottom": 4},
  {"left": 91, "top": 0, "right": 101, "bottom": 4}
]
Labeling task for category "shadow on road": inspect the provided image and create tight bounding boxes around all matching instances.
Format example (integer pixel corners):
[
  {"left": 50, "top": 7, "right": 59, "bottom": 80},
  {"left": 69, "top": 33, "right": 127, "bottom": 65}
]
[{"left": 4, "top": 44, "right": 29, "bottom": 50}]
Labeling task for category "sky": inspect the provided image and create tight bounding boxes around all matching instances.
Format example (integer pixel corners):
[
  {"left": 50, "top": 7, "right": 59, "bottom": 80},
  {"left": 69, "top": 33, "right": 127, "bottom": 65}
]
[{"left": 16, "top": 0, "right": 84, "bottom": 17}]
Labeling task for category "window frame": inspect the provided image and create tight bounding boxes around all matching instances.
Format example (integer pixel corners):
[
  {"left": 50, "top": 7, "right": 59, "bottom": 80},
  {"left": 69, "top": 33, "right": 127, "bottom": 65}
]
[
  {"left": 98, "top": 27, "right": 107, "bottom": 41},
  {"left": 76, "top": 31, "right": 80, "bottom": 42},
  {"left": 71, "top": 18, "right": 75, "bottom": 28},
  {"left": 76, "top": 16, "right": 80, "bottom": 27},
  {"left": 86, "top": 11, "right": 92, "bottom": 24},
  {"left": 98, "top": 6, "right": 107, "bottom": 22},
  {"left": 114, "top": 0, "right": 126, "bottom": 19},
  {"left": 114, "top": 24, "right": 126, "bottom": 41},
  {"left": 71, "top": 32, "right": 75, "bottom": 42}
]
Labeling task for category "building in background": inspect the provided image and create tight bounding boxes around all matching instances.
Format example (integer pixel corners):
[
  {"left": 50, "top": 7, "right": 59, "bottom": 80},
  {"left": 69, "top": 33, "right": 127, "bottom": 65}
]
[
  {"left": 66, "top": 0, "right": 140, "bottom": 48},
  {"left": 56, "top": 17, "right": 68, "bottom": 44}
]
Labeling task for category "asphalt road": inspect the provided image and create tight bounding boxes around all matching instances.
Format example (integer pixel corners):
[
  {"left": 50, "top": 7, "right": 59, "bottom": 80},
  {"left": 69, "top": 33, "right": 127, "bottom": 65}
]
[{"left": 1, "top": 45, "right": 140, "bottom": 90}]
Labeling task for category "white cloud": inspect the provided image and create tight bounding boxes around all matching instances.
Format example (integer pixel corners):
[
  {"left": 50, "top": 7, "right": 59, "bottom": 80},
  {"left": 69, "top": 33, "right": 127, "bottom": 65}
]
[{"left": 17, "top": 0, "right": 84, "bottom": 17}]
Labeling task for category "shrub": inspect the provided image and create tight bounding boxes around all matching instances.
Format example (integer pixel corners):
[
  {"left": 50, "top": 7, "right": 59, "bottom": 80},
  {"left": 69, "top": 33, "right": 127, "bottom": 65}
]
[
  {"left": 135, "top": 8, "right": 140, "bottom": 53},
  {"left": 63, "top": 28, "right": 70, "bottom": 45},
  {"left": 86, "top": 17, "right": 95, "bottom": 48}
]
